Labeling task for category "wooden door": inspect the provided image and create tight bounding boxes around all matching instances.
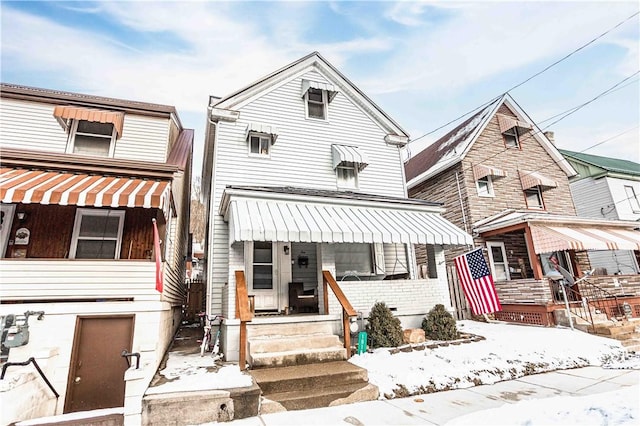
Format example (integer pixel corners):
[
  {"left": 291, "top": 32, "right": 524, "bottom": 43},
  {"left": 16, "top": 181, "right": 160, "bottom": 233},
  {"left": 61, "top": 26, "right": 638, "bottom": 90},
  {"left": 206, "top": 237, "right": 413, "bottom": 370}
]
[{"left": 64, "top": 315, "right": 134, "bottom": 413}]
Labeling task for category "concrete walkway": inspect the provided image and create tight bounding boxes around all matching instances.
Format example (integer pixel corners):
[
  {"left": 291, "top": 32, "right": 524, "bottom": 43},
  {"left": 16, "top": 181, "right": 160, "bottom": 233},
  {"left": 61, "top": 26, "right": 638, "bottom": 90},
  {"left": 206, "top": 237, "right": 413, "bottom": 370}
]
[{"left": 224, "top": 367, "right": 639, "bottom": 425}]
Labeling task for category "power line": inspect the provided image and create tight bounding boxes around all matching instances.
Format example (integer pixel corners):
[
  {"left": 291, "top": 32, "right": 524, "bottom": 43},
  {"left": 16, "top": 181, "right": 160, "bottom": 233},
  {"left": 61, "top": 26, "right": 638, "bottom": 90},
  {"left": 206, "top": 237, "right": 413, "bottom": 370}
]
[{"left": 407, "top": 11, "right": 639, "bottom": 147}]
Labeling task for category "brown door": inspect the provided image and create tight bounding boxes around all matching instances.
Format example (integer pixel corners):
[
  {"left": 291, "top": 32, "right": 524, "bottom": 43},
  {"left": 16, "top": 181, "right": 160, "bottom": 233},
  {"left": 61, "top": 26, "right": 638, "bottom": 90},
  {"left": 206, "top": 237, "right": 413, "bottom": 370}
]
[{"left": 64, "top": 315, "right": 134, "bottom": 413}]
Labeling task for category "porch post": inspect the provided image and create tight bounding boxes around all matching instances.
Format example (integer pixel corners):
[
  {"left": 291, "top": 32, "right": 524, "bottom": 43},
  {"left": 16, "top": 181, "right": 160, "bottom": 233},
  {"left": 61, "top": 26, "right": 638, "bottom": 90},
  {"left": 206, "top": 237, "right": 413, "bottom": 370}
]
[{"left": 524, "top": 226, "right": 543, "bottom": 280}]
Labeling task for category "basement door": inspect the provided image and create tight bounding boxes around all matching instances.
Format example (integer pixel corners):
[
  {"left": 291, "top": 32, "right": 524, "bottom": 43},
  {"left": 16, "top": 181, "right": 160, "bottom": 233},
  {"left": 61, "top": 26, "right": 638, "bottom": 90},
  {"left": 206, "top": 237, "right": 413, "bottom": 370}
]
[{"left": 64, "top": 315, "right": 134, "bottom": 413}]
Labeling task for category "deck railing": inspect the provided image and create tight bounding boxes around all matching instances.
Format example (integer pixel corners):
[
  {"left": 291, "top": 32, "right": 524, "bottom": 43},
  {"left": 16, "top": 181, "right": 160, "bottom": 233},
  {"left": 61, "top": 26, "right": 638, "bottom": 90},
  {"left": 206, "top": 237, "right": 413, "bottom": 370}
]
[
  {"left": 235, "top": 270, "right": 253, "bottom": 370},
  {"left": 322, "top": 270, "right": 357, "bottom": 358}
]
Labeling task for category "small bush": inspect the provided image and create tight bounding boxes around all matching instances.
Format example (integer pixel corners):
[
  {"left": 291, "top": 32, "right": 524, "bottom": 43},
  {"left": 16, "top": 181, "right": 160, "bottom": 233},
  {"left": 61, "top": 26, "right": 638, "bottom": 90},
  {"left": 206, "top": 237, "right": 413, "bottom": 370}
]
[
  {"left": 422, "top": 304, "right": 459, "bottom": 340},
  {"left": 366, "top": 301, "right": 403, "bottom": 348}
]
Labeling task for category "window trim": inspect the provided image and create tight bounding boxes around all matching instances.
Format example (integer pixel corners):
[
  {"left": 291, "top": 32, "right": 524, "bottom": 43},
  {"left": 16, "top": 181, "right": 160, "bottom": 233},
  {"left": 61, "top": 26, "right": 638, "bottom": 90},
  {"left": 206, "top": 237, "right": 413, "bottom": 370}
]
[
  {"left": 487, "top": 241, "right": 511, "bottom": 281},
  {"left": 624, "top": 185, "right": 640, "bottom": 213},
  {"left": 334, "top": 242, "right": 374, "bottom": 279},
  {"left": 69, "top": 209, "right": 125, "bottom": 259},
  {"left": 305, "top": 88, "right": 328, "bottom": 121},
  {"left": 503, "top": 128, "right": 520, "bottom": 149},
  {"left": 524, "top": 186, "right": 545, "bottom": 210},
  {"left": 476, "top": 175, "right": 495, "bottom": 197},
  {"left": 247, "top": 133, "right": 272, "bottom": 158},
  {"left": 336, "top": 162, "right": 358, "bottom": 190},
  {"left": 66, "top": 119, "right": 117, "bottom": 157}
]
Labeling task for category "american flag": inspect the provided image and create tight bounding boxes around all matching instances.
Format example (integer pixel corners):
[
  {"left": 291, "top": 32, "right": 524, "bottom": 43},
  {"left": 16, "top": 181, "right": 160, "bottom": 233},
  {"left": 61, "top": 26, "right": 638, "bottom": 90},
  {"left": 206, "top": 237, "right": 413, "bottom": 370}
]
[{"left": 454, "top": 248, "right": 502, "bottom": 315}]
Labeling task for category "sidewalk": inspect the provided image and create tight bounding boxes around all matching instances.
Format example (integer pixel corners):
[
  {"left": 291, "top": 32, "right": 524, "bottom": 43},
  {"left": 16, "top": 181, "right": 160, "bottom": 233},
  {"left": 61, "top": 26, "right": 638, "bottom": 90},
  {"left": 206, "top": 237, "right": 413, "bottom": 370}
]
[{"left": 221, "top": 366, "right": 639, "bottom": 425}]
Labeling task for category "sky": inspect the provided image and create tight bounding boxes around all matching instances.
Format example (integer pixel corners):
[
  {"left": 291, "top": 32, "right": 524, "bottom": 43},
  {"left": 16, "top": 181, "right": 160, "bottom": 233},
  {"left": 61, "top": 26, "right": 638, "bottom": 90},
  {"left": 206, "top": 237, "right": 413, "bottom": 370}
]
[{"left": 1, "top": 1, "right": 638, "bottom": 179}]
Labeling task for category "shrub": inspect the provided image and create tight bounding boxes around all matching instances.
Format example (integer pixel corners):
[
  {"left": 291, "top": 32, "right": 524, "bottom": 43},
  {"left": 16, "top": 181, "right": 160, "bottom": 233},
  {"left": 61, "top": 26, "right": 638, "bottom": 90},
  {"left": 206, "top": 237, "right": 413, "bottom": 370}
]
[
  {"left": 422, "top": 304, "right": 459, "bottom": 340},
  {"left": 366, "top": 301, "right": 403, "bottom": 348}
]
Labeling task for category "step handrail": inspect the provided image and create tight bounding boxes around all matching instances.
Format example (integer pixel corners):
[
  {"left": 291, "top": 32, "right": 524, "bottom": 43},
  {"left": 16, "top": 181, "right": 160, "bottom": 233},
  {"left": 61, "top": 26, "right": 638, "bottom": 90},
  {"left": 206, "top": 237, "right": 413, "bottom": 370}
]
[
  {"left": 1, "top": 357, "right": 59, "bottom": 398},
  {"left": 322, "top": 270, "right": 356, "bottom": 358},
  {"left": 235, "top": 270, "right": 253, "bottom": 370}
]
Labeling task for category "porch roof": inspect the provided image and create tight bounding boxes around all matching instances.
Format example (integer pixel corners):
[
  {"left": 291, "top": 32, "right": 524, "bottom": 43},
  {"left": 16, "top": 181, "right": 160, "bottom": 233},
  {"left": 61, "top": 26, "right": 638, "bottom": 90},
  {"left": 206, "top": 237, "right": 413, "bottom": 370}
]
[
  {"left": 0, "top": 167, "right": 170, "bottom": 209},
  {"left": 221, "top": 187, "right": 473, "bottom": 245}
]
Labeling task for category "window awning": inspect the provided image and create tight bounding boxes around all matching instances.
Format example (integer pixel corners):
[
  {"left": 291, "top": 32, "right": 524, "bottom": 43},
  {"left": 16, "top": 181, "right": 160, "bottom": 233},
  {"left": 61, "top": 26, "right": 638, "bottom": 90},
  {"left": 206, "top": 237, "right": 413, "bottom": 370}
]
[
  {"left": 53, "top": 106, "right": 125, "bottom": 139},
  {"left": 332, "top": 145, "right": 369, "bottom": 172},
  {"left": 245, "top": 122, "right": 279, "bottom": 144},
  {"left": 530, "top": 224, "right": 640, "bottom": 254},
  {"left": 473, "top": 164, "right": 508, "bottom": 181},
  {"left": 301, "top": 79, "right": 338, "bottom": 102},
  {"left": 497, "top": 114, "right": 532, "bottom": 135},
  {"left": 225, "top": 197, "right": 473, "bottom": 246},
  {"left": 0, "top": 167, "right": 170, "bottom": 209},
  {"left": 519, "top": 170, "right": 557, "bottom": 190}
]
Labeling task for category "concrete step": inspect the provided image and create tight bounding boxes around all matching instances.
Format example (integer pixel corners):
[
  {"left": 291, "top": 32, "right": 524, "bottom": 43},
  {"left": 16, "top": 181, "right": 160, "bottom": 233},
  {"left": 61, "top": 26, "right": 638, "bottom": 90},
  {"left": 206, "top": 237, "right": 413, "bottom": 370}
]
[
  {"left": 248, "top": 334, "right": 342, "bottom": 354},
  {"left": 247, "top": 321, "right": 334, "bottom": 339},
  {"left": 249, "top": 346, "right": 347, "bottom": 368},
  {"left": 620, "top": 337, "right": 640, "bottom": 348},
  {"left": 266, "top": 382, "right": 371, "bottom": 411},
  {"left": 594, "top": 323, "right": 639, "bottom": 336}
]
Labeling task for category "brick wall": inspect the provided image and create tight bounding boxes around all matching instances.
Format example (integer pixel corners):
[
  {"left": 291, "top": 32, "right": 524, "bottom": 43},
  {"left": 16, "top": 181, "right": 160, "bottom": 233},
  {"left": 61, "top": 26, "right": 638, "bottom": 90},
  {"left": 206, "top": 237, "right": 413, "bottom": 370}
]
[
  {"left": 494, "top": 278, "right": 553, "bottom": 304},
  {"left": 583, "top": 274, "right": 640, "bottom": 296}
]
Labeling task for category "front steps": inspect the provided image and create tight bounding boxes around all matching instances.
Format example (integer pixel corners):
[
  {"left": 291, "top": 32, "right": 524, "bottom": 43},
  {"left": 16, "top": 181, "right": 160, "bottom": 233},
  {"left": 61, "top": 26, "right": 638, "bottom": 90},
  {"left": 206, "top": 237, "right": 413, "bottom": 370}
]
[{"left": 249, "top": 361, "right": 378, "bottom": 412}]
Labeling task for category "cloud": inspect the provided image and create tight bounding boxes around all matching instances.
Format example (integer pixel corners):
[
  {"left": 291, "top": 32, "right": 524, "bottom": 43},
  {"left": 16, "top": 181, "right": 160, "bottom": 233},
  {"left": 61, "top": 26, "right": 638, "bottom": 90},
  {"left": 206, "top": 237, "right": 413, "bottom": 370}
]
[{"left": 385, "top": 2, "right": 431, "bottom": 27}]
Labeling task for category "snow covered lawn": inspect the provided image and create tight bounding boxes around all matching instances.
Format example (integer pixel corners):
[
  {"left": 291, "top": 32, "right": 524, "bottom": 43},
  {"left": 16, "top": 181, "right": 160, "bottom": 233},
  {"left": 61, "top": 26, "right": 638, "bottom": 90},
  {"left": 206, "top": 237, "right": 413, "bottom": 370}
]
[{"left": 349, "top": 320, "right": 630, "bottom": 399}]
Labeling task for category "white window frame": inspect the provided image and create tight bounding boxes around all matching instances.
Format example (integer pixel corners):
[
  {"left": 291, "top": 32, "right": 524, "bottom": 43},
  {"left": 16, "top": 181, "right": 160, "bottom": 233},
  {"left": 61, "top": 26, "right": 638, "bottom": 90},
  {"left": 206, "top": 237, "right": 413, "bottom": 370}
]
[
  {"left": 487, "top": 241, "right": 510, "bottom": 281},
  {"left": 503, "top": 128, "right": 520, "bottom": 149},
  {"left": 69, "top": 208, "right": 125, "bottom": 259},
  {"left": 524, "top": 186, "right": 544, "bottom": 210},
  {"left": 624, "top": 185, "right": 640, "bottom": 213},
  {"left": 335, "top": 243, "right": 374, "bottom": 279},
  {"left": 247, "top": 133, "right": 271, "bottom": 157},
  {"left": 476, "top": 175, "right": 495, "bottom": 197},
  {"left": 305, "top": 88, "right": 328, "bottom": 121},
  {"left": 66, "top": 119, "right": 117, "bottom": 157},
  {"left": 336, "top": 162, "right": 358, "bottom": 190}
]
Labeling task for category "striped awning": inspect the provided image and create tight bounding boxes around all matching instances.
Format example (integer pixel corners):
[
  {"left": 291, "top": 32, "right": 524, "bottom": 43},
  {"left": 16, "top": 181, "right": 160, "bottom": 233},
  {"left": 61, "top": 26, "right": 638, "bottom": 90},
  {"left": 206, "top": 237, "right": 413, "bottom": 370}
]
[
  {"left": 497, "top": 114, "right": 532, "bottom": 134},
  {"left": 53, "top": 106, "right": 124, "bottom": 139},
  {"left": 0, "top": 167, "right": 170, "bottom": 209},
  {"left": 473, "top": 164, "right": 508, "bottom": 181},
  {"left": 301, "top": 79, "right": 338, "bottom": 102},
  {"left": 519, "top": 170, "right": 557, "bottom": 190},
  {"left": 332, "top": 145, "right": 369, "bottom": 172},
  {"left": 530, "top": 225, "right": 640, "bottom": 254},
  {"left": 245, "top": 122, "right": 279, "bottom": 144},
  {"left": 227, "top": 197, "right": 473, "bottom": 246}
]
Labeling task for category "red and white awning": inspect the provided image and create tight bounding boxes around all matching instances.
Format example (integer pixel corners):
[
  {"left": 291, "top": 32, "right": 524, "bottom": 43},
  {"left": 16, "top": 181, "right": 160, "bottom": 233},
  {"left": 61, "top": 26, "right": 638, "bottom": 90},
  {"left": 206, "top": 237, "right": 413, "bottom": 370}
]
[
  {"left": 0, "top": 167, "right": 170, "bottom": 209},
  {"left": 53, "top": 106, "right": 125, "bottom": 139},
  {"left": 519, "top": 170, "right": 558, "bottom": 190},
  {"left": 497, "top": 114, "right": 532, "bottom": 134},
  {"left": 473, "top": 164, "right": 508, "bottom": 181},
  {"left": 530, "top": 224, "right": 640, "bottom": 253}
]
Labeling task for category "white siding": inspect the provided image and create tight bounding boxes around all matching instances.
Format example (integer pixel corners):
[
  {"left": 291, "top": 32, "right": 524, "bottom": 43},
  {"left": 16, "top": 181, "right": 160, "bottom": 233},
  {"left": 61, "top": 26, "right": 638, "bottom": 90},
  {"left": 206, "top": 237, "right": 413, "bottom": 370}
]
[
  {"left": 114, "top": 115, "right": 169, "bottom": 163},
  {"left": 606, "top": 177, "right": 640, "bottom": 221},
  {"left": 0, "top": 98, "right": 68, "bottom": 153},
  {"left": 569, "top": 177, "right": 615, "bottom": 219}
]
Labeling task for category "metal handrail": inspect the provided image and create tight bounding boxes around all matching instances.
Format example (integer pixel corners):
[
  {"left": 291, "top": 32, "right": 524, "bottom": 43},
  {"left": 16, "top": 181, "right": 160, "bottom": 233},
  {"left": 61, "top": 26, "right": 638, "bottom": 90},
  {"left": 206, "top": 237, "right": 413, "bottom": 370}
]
[{"left": 1, "top": 357, "right": 59, "bottom": 398}]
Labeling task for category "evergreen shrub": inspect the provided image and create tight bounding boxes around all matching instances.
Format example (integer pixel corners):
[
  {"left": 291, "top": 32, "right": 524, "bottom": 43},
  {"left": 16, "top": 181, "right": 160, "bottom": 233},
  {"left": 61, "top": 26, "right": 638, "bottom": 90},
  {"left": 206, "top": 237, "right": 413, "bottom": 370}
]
[
  {"left": 422, "top": 304, "right": 459, "bottom": 340},
  {"left": 366, "top": 301, "right": 403, "bottom": 348}
]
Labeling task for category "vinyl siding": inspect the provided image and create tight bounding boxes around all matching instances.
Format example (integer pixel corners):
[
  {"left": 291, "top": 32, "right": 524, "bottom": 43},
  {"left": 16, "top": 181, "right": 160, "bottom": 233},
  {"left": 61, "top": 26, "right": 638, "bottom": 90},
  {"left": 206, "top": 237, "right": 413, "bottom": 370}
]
[
  {"left": 569, "top": 177, "right": 616, "bottom": 219},
  {"left": 0, "top": 98, "right": 69, "bottom": 152},
  {"left": 114, "top": 115, "right": 169, "bottom": 163}
]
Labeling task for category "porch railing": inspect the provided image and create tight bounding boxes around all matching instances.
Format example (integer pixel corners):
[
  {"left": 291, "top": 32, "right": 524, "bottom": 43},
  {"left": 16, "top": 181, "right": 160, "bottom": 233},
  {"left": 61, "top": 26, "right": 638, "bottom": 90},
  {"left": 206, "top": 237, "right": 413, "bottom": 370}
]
[
  {"left": 235, "top": 270, "right": 253, "bottom": 370},
  {"left": 322, "top": 270, "right": 357, "bottom": 358}
]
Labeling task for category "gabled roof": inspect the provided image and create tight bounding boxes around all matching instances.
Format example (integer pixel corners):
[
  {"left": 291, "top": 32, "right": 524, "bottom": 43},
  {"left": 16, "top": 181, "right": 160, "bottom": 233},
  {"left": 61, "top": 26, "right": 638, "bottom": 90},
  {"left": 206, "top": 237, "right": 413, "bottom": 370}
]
[
  {"left": 559, "top": 149, "right": 640, "bottom": 178},
  {"left": 404, "top": 94, "right": 576, "bottom": 189},
  {"left": 210, "top": 52, "right": 408, "bottom": 139}
]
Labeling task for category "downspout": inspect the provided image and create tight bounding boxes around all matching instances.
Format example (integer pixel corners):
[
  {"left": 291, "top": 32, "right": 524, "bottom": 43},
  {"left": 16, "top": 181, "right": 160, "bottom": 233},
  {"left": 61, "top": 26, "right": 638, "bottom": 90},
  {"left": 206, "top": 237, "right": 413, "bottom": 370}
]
[{"left": 455, "top": 171, "right": 469, "bottom": 234}]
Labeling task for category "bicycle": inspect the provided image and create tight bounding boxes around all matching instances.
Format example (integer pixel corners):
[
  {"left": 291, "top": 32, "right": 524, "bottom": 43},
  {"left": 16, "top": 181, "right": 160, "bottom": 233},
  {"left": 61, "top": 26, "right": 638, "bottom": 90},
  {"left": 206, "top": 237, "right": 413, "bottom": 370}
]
[{"left": 198, "top": 313, "right": 224, "bottom": 359}]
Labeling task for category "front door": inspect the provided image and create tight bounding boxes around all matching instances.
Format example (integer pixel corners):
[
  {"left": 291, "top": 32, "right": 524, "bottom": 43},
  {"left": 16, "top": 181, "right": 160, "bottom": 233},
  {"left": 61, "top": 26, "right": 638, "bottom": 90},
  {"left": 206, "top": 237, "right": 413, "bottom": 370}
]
[
  {"left": 64, "top": 315, "right": 134, "bottom": 413},
  {"left": 251, "top": 241, "right": 278, "bottom": 310},
  {"left": 487, "top": 242, "right": 510, "bottom": 281}
]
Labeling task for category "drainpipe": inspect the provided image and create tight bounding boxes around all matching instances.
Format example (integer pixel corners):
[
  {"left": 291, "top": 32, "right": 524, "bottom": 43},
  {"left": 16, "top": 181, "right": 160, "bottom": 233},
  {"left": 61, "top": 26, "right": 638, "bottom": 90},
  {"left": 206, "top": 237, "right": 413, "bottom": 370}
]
[{"left": 455, "top": 171, "right": 469, "bottom": 234}]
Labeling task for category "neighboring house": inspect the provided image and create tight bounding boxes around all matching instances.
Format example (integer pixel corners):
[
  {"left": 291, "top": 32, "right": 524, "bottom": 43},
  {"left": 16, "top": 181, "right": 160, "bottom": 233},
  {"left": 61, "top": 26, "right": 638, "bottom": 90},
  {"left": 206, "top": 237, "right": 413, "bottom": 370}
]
[
  {"left": 202, "top": 52, "right": 472, "bottom": 365},
  {"left": 0, "top": 83, "right": 192, "bottom": 425},
  {"left": 405, "top": 94, "right": 640, "bottom": 326},
  {"left": 560, "top": 149, "right": 640, "bottom": 275}
]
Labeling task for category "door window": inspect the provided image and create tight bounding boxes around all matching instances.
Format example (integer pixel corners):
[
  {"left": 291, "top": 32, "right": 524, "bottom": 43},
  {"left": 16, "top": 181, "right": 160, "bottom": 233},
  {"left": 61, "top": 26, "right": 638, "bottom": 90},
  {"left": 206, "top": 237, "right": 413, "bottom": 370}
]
[
  {"left": 253, "top": 241, "right": 273, "bottom": 289},
  {"left": 487, "top": 242, "right": 510, "bottom": 281}
]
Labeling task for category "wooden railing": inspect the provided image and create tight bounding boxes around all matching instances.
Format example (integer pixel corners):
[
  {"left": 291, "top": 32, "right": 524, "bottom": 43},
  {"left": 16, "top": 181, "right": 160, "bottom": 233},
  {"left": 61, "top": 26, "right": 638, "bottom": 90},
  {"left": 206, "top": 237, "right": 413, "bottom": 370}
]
[
  {"left": 235, "top": 270, "right": 253, "bottom": 370},
  {"left": 322, "top": 270, "right": 357, "bottom": 358}
]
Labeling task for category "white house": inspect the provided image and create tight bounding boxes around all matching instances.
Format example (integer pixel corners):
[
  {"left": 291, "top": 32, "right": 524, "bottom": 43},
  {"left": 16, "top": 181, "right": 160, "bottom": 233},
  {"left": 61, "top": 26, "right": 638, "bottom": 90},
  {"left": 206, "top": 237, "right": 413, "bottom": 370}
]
[
  {"left": 201, "top": 52, "right": 472, "bottom": 367},
  {"left": 0, "top": 83, "right": 193, "bottom": 425}
]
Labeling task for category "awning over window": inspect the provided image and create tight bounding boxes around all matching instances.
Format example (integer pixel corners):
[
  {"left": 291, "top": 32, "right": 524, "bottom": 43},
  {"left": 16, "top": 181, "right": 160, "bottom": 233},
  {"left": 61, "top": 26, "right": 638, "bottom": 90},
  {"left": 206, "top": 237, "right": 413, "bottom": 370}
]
[
  {"left": 0, "top": 167, "right": 170, "bottom": 209},
  {"left": 530, "top": 225, "right": 640, "bottom": 254},
  {"left": 473, "top": 164, "right": 508, "bottom": 181},
  {"left": 332, "top": 145, "right": 369, "bottom": 172},
  {"left": 301, "top": 79, "right": 338, "bottom": 102},
  {"left": 497, "top": 114, "right": 532, "bottom": 134},
  {"left": 245, "top": 122, "right": 279, "bottom": 144},
  {"left": 519, "top": 170, "right": 557, "bottom": 190},
  {"left": 226, "top": 197, "right": 473, "bottom": 246},
  {"left": 53, "top": 106, "right": 125, "bottom": 139}
]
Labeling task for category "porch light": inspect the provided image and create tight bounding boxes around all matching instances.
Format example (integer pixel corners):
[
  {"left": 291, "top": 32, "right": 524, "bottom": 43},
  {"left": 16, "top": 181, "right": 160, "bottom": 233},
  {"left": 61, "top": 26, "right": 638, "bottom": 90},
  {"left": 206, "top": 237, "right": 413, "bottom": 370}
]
[{"left": 16, "top": 212, "right": 26, "bottom": 221}]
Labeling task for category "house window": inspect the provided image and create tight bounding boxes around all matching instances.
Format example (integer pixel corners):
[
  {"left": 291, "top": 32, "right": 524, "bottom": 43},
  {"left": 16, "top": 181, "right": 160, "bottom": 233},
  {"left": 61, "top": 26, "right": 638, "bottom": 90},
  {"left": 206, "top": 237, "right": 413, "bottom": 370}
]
[
  {"left": 70, "top": 209, "right": 125, "bottom": 259},
  {"left": 249, "top": 134, "right": 271, "bottom": 156},
  {"left": 67, "top": 120, "right": 116, "bottom": 157},
  {"left": 337, "top": 162, "right": 358, "bottom": 189},
  {"left": 476, "top": 176, "right": 494, "bottom": 197},
  {"left": 487, "top": 241, "right": 510, "bottom": 281},
  {"left": 503, "top": 128, "right": 520, "bottom": 149},
  {"left": 252, "top": 241, "right": 273, "bottom": 289},
  {"left": 525, "top": 187, "right": 544, "bottom": 209},
  {"left": 335, "top": 243, "right": 373, "bottom": 279},
  {"left": 306, "top": 88, "right": 327, "bottom": 120},
  {"left": 624, "top": 185, "right": 640, "bottom": 213}
]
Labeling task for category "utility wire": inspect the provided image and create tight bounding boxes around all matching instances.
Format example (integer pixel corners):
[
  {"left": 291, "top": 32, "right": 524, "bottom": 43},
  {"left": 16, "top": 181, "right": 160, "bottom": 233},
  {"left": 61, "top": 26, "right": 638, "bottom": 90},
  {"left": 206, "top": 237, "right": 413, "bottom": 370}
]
[{"left": 406, "top": 11, "right": 639, "bottom": 147}]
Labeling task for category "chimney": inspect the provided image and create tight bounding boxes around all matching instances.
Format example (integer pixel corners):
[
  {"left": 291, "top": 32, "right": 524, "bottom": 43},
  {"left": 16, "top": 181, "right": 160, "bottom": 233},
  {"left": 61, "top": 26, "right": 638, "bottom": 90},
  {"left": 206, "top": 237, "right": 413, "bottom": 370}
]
[{"left": 544, "top": 131, "right": 555, "bottom": 145}]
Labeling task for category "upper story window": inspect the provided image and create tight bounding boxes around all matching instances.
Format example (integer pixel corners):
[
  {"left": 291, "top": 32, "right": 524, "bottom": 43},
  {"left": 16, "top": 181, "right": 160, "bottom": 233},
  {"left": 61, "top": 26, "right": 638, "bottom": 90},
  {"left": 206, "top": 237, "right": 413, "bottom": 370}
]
[
  {"left": 245, "top": 122, "right": 278, "bottom": 158},
  {"left": 503, "top": 128, "right": 520, "bottom": 149},
  {"left": 524, "top": 187, "right": 544, "bottom": 209},
  {"left": 332, "top": 144, "right": 368, "bottom": 190},
  {"left": 476, "top": 175, "right": 494, "bottom": 197},
  {"left": 497, "top": 114, "right": 531, "bottom": 150},
  {"left": 249, "top": 133, "right": 271, "bottom": 156},
  {"left": 337, "top": 162, "right": 358, "bottom": 189},
  {"left": 306, "top": 88, "right": 327, "bottom": 120},
  {"left": 68, "top": 120, "right": 116, "bottom": 157},
  {"left": 519, "top": 170, "right": 555, "bottom": 210},
  {"left": 70, "top": 208, "right": 125, "bottom": 259},
  {"left": 624, "top": 185, "right": 640, "bottom": 213}
]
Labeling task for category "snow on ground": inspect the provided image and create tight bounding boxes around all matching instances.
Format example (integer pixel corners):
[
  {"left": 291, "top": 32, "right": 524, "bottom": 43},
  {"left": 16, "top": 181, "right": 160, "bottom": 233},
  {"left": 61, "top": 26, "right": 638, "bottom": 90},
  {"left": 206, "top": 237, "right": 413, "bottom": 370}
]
[
  {"left": 349, "top": 320, "right": 629, "bottom": 399},
  {"left": 445, "top": 385, "right": 639, "bottom": 426}
]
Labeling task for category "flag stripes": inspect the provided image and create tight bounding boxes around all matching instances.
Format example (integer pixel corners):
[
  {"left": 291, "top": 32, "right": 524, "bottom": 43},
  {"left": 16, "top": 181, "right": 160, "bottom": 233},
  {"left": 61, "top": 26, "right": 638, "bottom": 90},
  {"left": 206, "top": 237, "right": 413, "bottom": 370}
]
[{"left": 454, "top": 248, "right": 502, "bottom": 315}]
